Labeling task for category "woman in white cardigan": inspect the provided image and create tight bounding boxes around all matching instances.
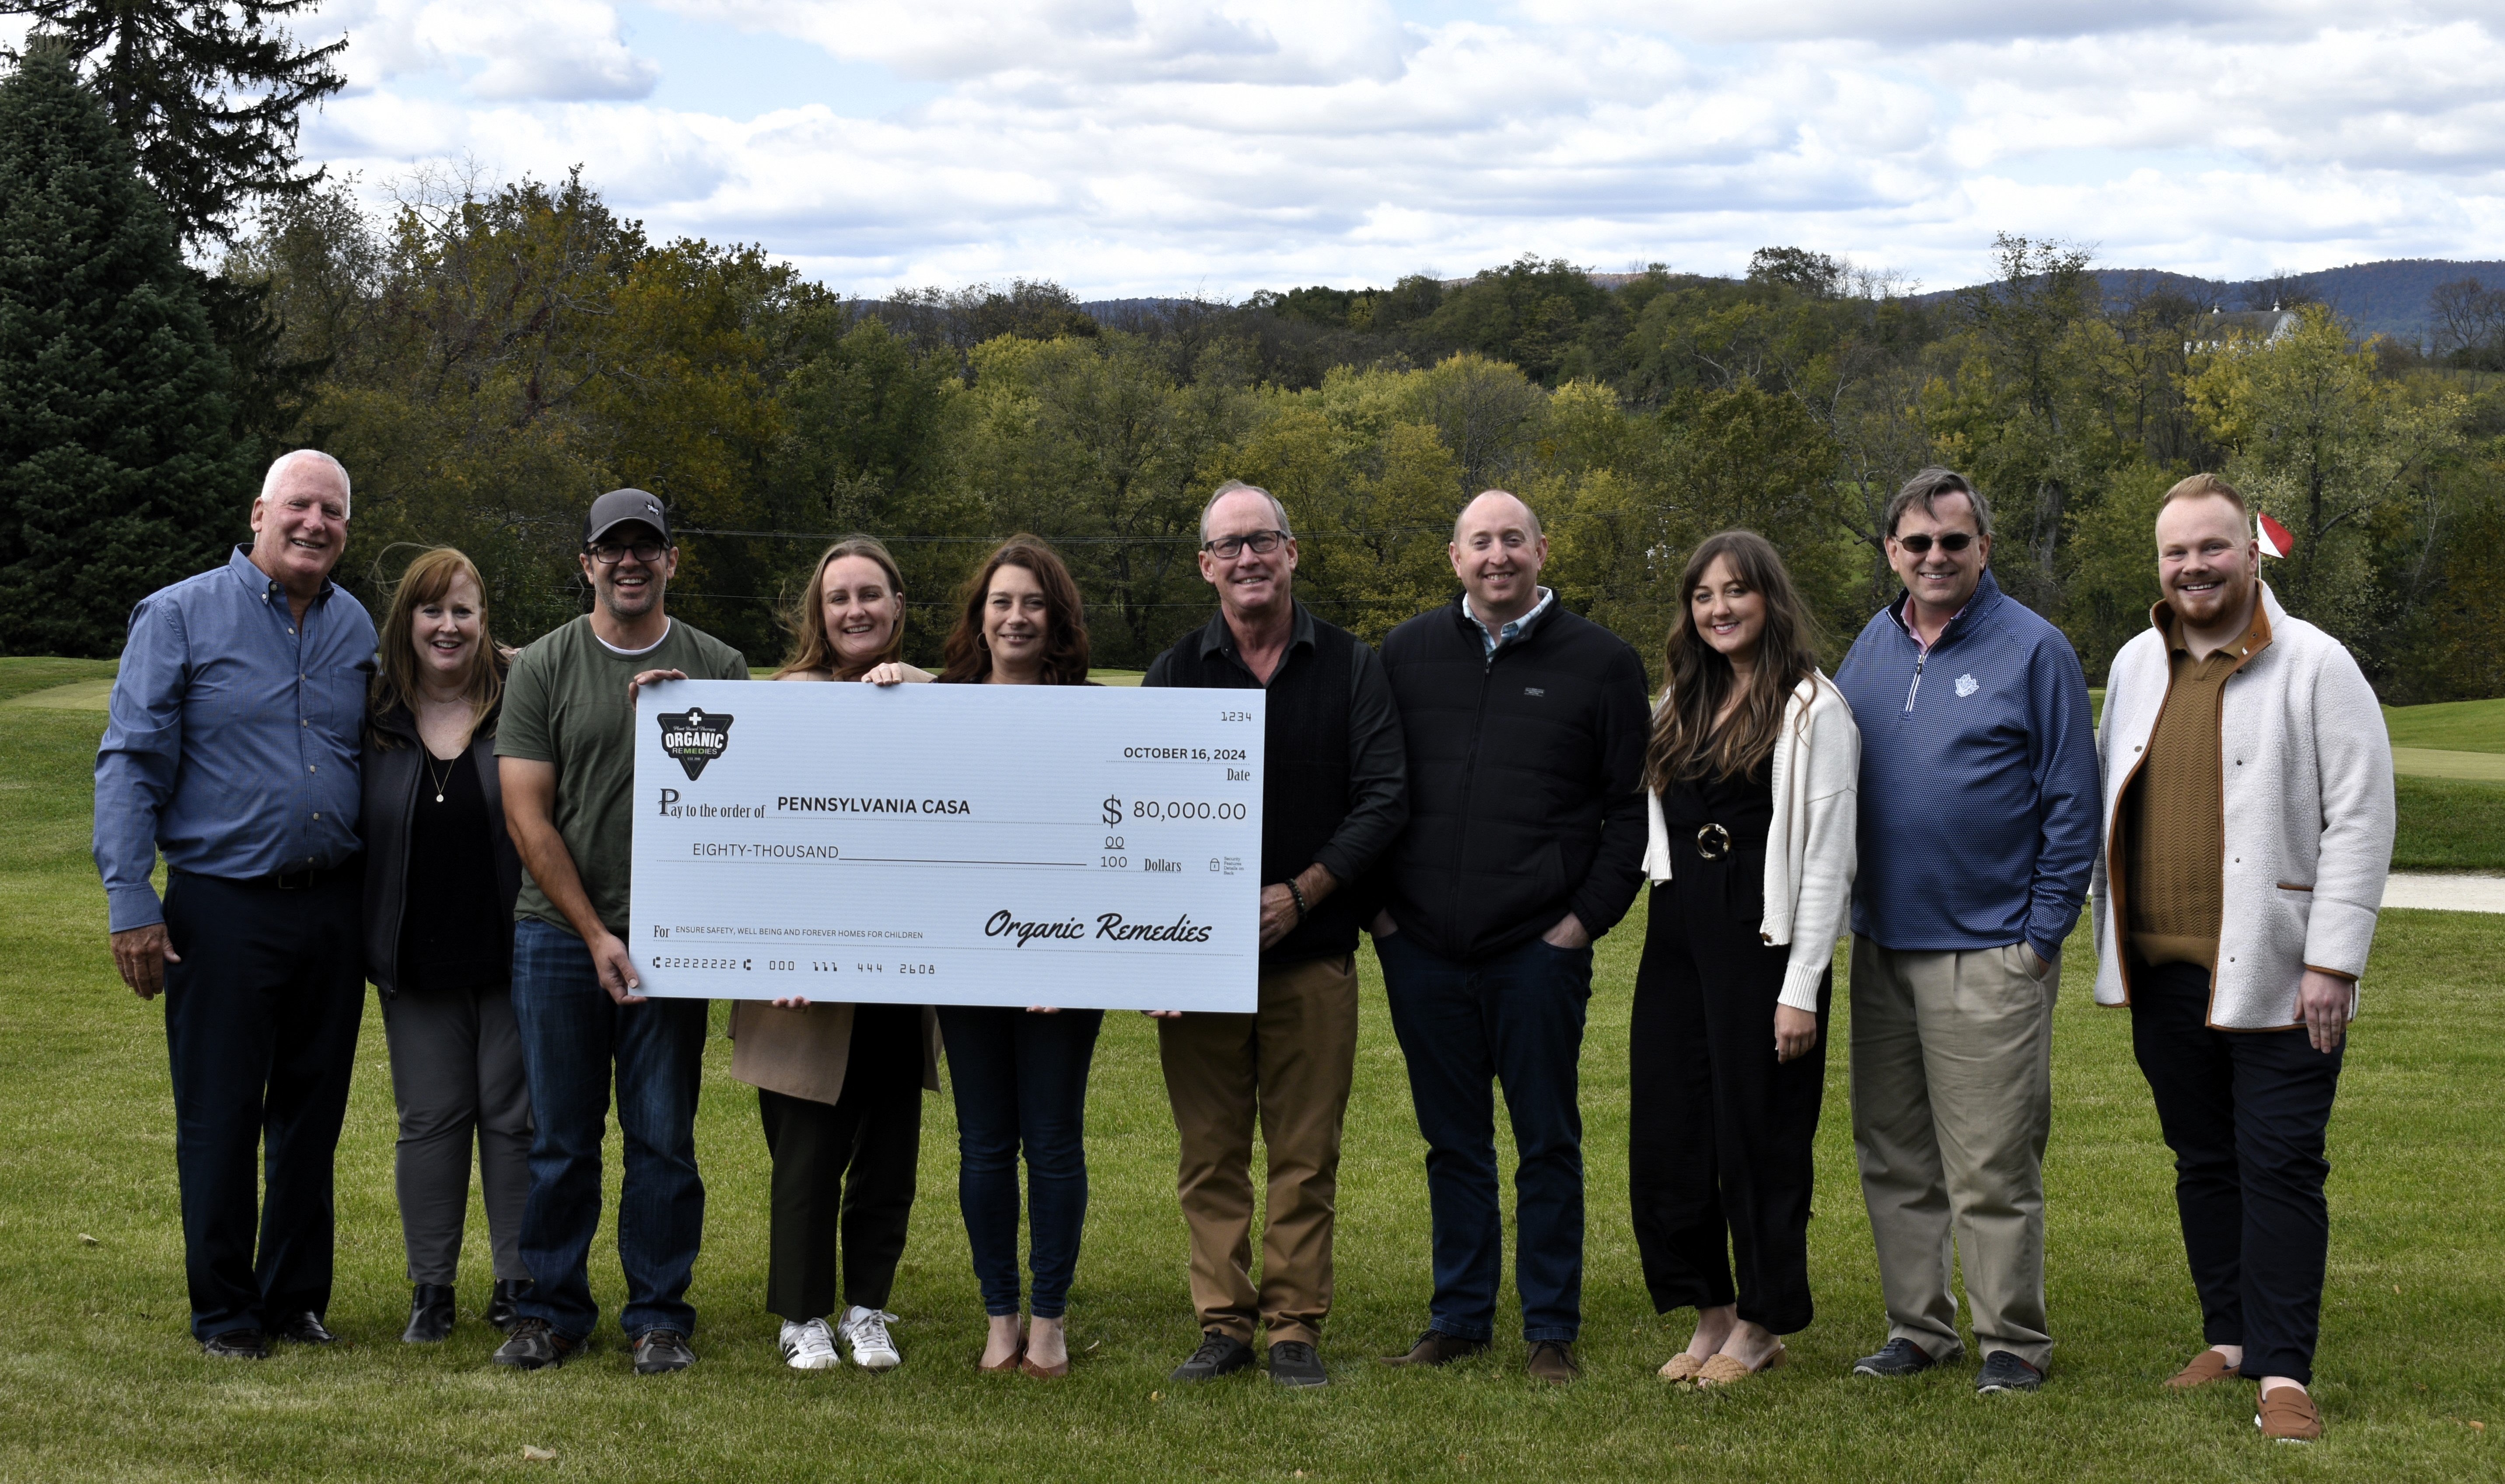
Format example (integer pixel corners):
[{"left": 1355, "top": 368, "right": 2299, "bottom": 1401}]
[{"left": 1632, "top": 530, "right": 1860, "bottom": 1388}]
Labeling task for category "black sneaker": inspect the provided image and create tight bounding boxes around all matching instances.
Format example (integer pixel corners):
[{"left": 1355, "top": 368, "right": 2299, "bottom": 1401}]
[
  {"left": 491, "top": 1317, "right": 577, "bottom": 1370},
  {"left": 1169, "top": 1330, "right": 1257, "bottom": 1382},
  {"left": 1852, "top": 1338, "right": 1940, "bottom": 1377},
  {"left": 1976, "top": 1351, "right": 2043, "bottom": 1393},
  {"left": 201, "top": 1329, "right": 268, "bottom": 1360},
  {"left": 1268, "top": 1341, "right": 1328, "bottom": 1388},
  {"left": 633, "top": 1329, "right": 697, "bottom": 1375}
]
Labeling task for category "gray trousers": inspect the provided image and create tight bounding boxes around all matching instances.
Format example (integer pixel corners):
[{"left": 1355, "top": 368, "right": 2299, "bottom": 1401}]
[
  {"left": 1848, "top": 938, "right": 2056, "bottom": 1369},
  {"left": 379, "top": 984, "right": 534, "bottom": 1285}
]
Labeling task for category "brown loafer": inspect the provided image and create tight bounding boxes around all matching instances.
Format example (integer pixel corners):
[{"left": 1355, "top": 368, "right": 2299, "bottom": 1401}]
[
  {"left": 1379, "top": 1330, "right": 1490, "bottom": 1368},
  {"left": 1695, "top": 1344, "right": 1788, "bottom": 1388},
  {"left": 2257, "top": 1386, "right": 2323, "bottom": 1442},
  {"left": 2164, "top": 1350, "right": 2242, "bottom": 1390},
  {"left": 1658, "top": 1352, "right": 1706, "bottom": 1383}
]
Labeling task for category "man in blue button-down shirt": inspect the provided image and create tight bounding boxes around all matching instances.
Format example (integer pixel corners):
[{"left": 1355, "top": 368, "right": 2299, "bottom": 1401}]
[{"left": 94, "top": 449, "right": 377, "bottom": 1360}]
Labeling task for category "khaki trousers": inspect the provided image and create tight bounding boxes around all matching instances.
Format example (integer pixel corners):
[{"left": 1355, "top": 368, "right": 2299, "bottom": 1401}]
[
  {"left": 1848, "top": 937, "right": 2055, "bottom": 1369},
  {"left": 1157, "top": 953, "right": 1358, "bottom": 1348}
]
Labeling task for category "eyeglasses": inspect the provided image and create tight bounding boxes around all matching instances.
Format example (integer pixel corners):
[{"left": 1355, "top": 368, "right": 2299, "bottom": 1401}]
[
  {"left": 1201, "top": 530, "right": 1288, "bottom": 559},
  {"left": 1893, "top": 531, "right": 1976, "bottom": 555},
  {"left": 586, "top": 540, "right": 667, "bottom": 565}
]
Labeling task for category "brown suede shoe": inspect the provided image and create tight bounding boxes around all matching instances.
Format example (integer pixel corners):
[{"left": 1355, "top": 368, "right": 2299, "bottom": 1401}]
[
  {"left": 1526, "top": 1341, "right": 1580, "bottom": 1384},
  {"left": 2257, "top": 1386, "right": 2323, "bottom": 1442},
  {"left": 1379, "top": 1330, "right": 1489, "bottom": 1367},
  {"left": 2164, "top": 1350, "right": 2242, "bottom": 1390}
]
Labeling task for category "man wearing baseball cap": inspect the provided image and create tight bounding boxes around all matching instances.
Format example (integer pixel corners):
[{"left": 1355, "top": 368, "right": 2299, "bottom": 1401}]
[{"left": 491, "top": 489, "right": 750, "bottom": 1373}]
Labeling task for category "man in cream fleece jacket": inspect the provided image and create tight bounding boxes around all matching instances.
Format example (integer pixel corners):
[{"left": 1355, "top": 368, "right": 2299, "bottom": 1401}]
[{"left": 2091, "top": 474, "right": 2394, "bottom": 1444}]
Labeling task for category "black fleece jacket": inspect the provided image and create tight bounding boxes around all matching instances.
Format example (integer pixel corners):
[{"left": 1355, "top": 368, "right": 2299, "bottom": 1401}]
[{"left": 1375, "top": 595, "right": 1650, "bottom": 962}]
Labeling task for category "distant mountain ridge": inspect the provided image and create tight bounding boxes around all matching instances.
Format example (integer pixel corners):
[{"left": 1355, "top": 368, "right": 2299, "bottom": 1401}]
[
  {"left": 1923, "top": 259, "right": 2505, "bottom": 340},
  {"left": 1082, "top": 258, "right": 2505, "bottom": 343}
]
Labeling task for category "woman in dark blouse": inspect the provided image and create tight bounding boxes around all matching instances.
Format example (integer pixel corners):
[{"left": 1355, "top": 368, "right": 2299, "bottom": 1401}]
[
  {"left": 361, "top": 547, "right": 530, "bottom": 1344},
  {"left": 1630, "top": 530, "right": 1860, "bottom": 1388}
]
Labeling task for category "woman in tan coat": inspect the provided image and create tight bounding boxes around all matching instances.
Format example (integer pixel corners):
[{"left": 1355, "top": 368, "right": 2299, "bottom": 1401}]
[{"left": 731, "top": 537, "right": 942, "bottom": 1371}]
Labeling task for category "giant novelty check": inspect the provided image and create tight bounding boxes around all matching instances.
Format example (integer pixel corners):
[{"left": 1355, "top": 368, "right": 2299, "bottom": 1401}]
[{"left": 627, "top": 680, "right": 1265, "bottom": 1010}]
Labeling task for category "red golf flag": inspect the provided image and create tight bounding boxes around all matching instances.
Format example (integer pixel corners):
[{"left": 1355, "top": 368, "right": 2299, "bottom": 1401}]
[{"left": 2257, "top": 512, "right": 2294, "bottom": 559}]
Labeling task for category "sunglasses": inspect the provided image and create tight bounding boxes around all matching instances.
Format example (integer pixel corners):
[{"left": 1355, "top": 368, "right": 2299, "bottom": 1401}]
[{"left": 1894, "top": 531, "right": 1976, "bottom": 554}]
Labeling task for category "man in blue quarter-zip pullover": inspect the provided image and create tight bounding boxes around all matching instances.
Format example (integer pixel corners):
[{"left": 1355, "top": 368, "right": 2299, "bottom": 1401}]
[{"left": 1830, "top": 468, "right": 2099, "bottom": 1398}]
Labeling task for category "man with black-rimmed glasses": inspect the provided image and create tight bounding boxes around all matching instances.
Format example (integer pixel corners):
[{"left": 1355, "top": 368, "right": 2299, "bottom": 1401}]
[
  {"left": 491, "top": 489, "right": 749, "bottom": 1373},
  {"left": 1141, "top": 479, "right": 1408, "bottom": 1389}
]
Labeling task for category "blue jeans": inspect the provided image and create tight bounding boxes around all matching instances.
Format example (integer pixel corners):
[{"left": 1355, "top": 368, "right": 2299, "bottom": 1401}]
[
  {"left": 508, "top": 918, "right": 708, "bottom": 1342},
  {"left": 936, "top": 1006, "right": 1103, "bottom": 1318},
  {"left": 1380, "top": 930, "right": 1592, "bottom": 1344}
]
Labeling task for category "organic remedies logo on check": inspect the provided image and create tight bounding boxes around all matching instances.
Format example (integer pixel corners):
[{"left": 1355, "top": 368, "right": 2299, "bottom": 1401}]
[
  {"left": 986, "top": 911, "right": 1217, "bottom": 946},
  {"left": 657, "top": 708, "right": 734, "bottom": 780}
]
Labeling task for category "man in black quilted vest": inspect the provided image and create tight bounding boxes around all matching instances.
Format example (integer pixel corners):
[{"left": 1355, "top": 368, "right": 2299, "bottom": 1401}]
[
  {"left": 1143, "top": 479, "right": 1409, "bottom": 1389},
  {"left": 1371, "top": 489, "right": 1649, "bottom": 1383}
]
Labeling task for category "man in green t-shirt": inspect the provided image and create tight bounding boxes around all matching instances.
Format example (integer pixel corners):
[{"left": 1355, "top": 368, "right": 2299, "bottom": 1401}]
[{"left": 490, "top": 488, "right": 749, "bottom": 1374}]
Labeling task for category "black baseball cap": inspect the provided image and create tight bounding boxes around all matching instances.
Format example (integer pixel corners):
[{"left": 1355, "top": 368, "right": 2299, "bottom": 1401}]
[{"left": 584, "top": 488, "right": 670, "bottom": 547}]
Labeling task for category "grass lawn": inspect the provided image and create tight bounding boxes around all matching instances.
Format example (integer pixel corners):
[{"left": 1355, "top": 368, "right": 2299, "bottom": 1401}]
[
  {"left": 2393, "top": 777, "right": 2505, "bottom": 872},
  {"left": 2383, "top": 698, "right": 2505, "bottom": 755},
  {"left": 0, "top": 654, "right": 115, "bottom": 702},
  {"left": 3, "top": 666, "right": 2502, "bottom": 1481}
]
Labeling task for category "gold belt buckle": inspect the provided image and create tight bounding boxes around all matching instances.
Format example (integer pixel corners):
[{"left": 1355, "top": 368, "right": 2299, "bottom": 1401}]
[{"left": 1694, "top": 823, "right": 1731, "bottom": 861}]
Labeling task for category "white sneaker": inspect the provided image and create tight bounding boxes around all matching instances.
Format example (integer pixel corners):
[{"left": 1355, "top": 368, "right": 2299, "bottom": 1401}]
[
  {"left": 839, "top": 1306, "right": 902, "bottom": 1370},
  {"left": 779, "top": 1317, "right": 842, "bottom": 1370}
]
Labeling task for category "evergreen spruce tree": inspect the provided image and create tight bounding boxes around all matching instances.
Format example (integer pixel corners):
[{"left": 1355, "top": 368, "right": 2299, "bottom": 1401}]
[
  {"left": 2, "top": 0, "right": 345, "bottom": 248},
  {"left": 0, "top": 39, "right": 252, "bottom": 656}
]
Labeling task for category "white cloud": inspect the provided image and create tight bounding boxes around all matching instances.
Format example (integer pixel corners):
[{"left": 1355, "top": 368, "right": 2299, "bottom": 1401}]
[
  {"left": 284, "top": 0, "right": 2505, "bottom": 294},
  {"left": 325, "top": 0, "right": 658, "bottom": 100}
]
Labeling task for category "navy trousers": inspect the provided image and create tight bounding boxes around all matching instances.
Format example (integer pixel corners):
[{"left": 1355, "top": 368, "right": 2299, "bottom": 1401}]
[
  {"left": 936, "top": 1005, "right": 1103, "bottom": 1319},
  {"left": 2130, "top": 960, "right": 2345, "bottom": 1384},
  {"left": 1380, "top": 930, "right": 1592, "bottom": 1344},
  {"left": 508, "top": 918, "right": 709, "bottom": 1343},
  {"left": 160, "top": 869, "right": 366, "bottom": 1341}
]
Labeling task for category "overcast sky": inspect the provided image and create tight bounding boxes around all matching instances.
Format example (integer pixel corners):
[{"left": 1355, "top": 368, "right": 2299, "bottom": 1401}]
[{"left": 40, "top": 0, "right": 2505, "bottom": 296}]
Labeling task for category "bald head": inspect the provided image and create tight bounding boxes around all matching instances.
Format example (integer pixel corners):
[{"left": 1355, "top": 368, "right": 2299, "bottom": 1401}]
[
  {"left": 1450, "top": 489, "right": 1548, "bottom": 634},
  {"left": 1453, "top": 489, "right": 1539, "bottom": 545}
]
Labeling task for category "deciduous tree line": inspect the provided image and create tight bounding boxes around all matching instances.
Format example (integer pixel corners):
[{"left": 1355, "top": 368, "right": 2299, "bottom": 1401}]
[{"left": 5, "top": 43, "right": 2502, "bottom": 698}]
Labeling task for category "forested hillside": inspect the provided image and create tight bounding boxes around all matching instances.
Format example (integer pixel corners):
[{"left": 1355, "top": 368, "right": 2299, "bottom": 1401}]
[{"left": 205, "top": 177, "right": 2503, "bottom": 699}]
